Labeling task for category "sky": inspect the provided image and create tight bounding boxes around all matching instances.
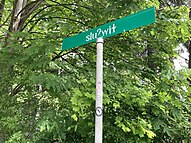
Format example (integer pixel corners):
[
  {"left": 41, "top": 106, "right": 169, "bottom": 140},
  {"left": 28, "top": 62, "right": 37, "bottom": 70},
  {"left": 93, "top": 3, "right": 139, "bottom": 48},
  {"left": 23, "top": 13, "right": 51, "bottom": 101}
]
[{"left": 173, "top": 44, "right": 189, "bottom": 70}]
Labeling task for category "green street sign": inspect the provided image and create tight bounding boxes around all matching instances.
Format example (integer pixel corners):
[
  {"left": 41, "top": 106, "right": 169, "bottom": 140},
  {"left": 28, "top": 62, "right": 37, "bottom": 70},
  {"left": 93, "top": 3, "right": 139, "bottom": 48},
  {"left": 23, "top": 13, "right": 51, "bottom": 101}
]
[{"left": 62, "top": 6, "right": 156, "bottom": 51}]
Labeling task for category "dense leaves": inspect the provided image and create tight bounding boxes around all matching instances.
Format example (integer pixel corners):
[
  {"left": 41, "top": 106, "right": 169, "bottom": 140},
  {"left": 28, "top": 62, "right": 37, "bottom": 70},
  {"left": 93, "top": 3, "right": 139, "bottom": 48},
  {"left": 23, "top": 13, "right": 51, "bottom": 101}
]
[{"left": 0, "top": 0, "right": 191, "bottom": 142}]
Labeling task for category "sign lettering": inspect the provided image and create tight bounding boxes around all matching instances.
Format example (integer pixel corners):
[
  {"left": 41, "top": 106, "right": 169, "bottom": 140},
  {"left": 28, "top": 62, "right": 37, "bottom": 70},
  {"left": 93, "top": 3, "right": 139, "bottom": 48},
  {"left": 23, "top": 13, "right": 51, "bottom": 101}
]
[{"left": 86, "top": 24, "right": 117, "bottom": 42}]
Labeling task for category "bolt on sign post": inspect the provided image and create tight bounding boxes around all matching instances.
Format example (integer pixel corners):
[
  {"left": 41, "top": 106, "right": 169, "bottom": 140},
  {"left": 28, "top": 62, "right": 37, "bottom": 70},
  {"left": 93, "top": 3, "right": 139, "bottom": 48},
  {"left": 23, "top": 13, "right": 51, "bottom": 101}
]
[{"left": 62, "top": 7, "right": 156, "bottom": 143}]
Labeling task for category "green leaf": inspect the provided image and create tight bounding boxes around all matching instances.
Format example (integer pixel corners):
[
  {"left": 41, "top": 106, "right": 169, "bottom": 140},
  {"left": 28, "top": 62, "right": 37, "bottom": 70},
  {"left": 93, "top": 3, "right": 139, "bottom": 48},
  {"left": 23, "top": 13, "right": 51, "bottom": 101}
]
[
  {"left": 71, "top": 114, "right": 78, "bottom": 121},
  {"left": 145, "top": 130, "right": 156, "bottom": 139},
  {"left": 113, "top": 101, "right": 120, "bottom": 109}
]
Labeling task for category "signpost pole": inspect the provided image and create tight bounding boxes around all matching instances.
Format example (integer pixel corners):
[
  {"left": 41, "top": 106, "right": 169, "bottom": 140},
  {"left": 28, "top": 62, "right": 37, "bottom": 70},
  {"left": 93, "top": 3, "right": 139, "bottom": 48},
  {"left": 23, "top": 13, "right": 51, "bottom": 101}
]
[{"left": 95, "top": 37, "right": 104, "bottom": 143}]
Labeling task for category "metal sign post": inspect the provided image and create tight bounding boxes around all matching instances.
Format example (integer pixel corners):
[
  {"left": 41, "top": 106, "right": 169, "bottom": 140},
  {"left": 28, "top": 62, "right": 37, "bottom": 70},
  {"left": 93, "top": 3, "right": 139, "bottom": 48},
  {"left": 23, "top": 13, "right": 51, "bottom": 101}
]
[{"left": 95, "top": 37, "right": 104, "bottom": 143}]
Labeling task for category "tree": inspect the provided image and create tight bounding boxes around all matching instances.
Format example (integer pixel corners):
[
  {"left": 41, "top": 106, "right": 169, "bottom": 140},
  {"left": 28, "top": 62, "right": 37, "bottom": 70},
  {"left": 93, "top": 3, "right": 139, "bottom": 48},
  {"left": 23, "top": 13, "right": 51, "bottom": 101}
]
[{"left": 0, "top": 0, "right": 191, "bottom": 142}]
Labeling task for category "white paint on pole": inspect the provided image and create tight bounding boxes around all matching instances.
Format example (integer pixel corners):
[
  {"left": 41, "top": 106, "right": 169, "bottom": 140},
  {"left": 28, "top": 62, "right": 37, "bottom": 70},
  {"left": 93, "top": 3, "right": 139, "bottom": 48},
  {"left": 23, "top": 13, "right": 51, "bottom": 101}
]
[{"left": 95, "top": 37, "right": 104, "bottom": 143}]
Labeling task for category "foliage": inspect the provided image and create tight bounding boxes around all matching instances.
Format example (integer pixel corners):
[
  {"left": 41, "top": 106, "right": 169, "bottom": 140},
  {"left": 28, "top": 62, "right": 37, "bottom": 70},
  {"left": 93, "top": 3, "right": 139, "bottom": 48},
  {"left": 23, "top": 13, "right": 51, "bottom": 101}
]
[{"left": 0, "top": 0, "right": 191, "bottom": 143}]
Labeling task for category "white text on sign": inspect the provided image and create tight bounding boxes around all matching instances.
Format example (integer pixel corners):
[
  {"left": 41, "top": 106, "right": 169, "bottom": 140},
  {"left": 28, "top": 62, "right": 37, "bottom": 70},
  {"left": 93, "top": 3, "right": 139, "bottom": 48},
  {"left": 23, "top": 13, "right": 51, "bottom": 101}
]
[{"left": 86, "top": 24, "right": 117, "bottom": 41}]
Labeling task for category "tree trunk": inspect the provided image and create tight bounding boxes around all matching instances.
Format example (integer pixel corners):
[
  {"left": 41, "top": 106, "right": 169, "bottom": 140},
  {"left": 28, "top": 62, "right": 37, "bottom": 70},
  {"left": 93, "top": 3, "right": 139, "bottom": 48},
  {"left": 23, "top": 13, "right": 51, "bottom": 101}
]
[
  {"left": 9, "top": 0, "right": 27, "bottom": 32},
  {"left": 9, "top": 0, "right": 44, "bottom": 32}
]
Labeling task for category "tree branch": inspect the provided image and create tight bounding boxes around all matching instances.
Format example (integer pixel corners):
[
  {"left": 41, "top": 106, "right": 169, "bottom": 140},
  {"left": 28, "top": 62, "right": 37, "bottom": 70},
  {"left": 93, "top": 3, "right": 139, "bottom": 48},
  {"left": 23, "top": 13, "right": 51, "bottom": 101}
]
[
  {"left": 18, "top": 0, "right": 44, "bottom": 31},
  {"left": 51, "top": 48, "right": 79, "bottom": 61},
  {"left": 22, "top": 3, "right": 92, "bottom": 32},
  {"left": 21, "top": 4, "right": 51, "bottom": 31},
  {"left": 10, "top": 83, "right": 24, "bottom": 96},
  {"left": 0, "top": 12, "right": 11, "bottom": 28}
]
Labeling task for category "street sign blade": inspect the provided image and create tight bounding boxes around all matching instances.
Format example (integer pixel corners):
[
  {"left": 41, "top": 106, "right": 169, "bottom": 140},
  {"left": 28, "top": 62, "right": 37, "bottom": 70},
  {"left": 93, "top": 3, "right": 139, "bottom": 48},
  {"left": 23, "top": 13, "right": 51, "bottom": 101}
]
[{"left": 62, "top": 6, "right": 156, "bottom": 51}]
